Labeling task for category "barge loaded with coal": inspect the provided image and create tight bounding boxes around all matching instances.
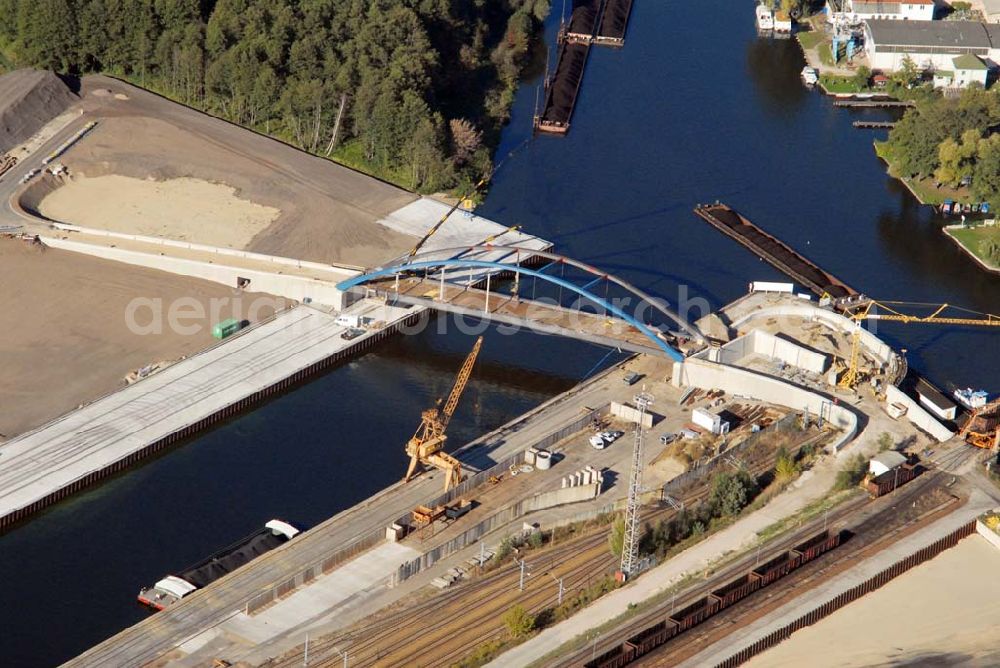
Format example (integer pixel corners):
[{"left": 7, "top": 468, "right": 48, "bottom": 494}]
[
  {"left": 535, "top": 0, "right": 635, "bottom": 134},
  {"left": 138, "top": 519, "right": 299, "bottom": 610}
]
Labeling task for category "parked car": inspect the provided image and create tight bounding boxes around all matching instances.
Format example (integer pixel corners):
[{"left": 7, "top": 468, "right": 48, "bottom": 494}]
[
  {"left": 589, "top": 434, "right": 607, "bottom": 449},
  {"left": 623, "top": 371, "right": 641, "bottom": 386},
  {"left": 340, "top": 327, "right": 365, "bottom": 341},
  {"left": 659, "top": 433, "right": 677, "bottom": 446},
  {"left": 600, "top": 430, "right": 624, "bottom": 444}
]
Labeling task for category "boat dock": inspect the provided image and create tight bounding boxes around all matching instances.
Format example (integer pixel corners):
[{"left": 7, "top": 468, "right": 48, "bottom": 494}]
[
  {"left": 693, "top": 203, "right": 859, "bottom": 300},
  {"left": 853, "top": 120, "right": 896, "bottom": 129},
  {"left": 534, "top": 0, "right": 635, "bottom": 134},
  {"left": 832, "top": 99, "right": 914, "bottom": 108},
  {"left": 0, "top": 304, "right": 419, "bottom": 531}
]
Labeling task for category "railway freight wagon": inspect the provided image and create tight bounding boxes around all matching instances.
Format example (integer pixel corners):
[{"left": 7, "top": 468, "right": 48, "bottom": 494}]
[
  {"left": 867, "top": 463, "right": 920, "bottom": 498},
  {"left": 583, "top": 530, "right": 844, "bottom": 668}
]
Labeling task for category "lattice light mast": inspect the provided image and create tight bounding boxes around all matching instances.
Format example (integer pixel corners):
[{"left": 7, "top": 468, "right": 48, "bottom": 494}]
[{"left": 621, "top": 391, "right": 653, "bottom": 579}]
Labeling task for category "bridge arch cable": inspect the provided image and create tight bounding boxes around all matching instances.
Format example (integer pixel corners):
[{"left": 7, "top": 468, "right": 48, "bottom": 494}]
[
  {"left": 337, "top": 248, "right": 705, "bottom": 362},
  {"left": 362, "top": 245, "right": 707, "bottom": 341}
]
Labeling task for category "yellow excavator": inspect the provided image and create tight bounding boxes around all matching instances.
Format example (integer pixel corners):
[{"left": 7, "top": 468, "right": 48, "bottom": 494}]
[{"left": 404, "top": 336, "right": 483, "bottom": 491}]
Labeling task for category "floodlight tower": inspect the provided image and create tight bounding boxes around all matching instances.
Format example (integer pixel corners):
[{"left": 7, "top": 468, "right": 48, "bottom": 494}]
[{"left": 621, "top": 391, "right": 653, "bottom": 579}]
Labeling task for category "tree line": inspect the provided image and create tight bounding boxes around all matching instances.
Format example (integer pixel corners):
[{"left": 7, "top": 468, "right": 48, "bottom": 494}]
[
  {"left": 882, "top": 87, "right": 1000, "bottom": 207},
  {"left": 0, "top": 0, "right": 550, "bottom": 192}
]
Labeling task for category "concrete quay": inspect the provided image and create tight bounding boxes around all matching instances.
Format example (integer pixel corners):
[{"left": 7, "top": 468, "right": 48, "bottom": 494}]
[
  {"left": 0, "top": 301, "right": 417, "bottom": 531},
  {"left": 66, "top": 354, "right": 657, "bottom": 667}
]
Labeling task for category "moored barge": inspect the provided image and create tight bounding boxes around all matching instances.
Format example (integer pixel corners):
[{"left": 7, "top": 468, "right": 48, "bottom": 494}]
[{"left": 138, "top": 519, "right": 299, "bottom": 610}]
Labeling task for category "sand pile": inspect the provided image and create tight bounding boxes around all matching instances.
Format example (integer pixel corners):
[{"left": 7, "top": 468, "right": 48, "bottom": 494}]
[
  {"left": 39, "top": 175, "right": 281, "bottom": 248},
  {"left": 0, "top": 69, "right": 77, "bottom": 154}
]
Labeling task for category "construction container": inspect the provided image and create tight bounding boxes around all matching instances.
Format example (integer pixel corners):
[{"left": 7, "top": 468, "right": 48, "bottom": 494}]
[
  {"left": 211, "top": 318, "right": 243, "bottom": 340},
  {"left": 445, "top": 500, "right": 473, "bottom": 520},
  {"left": 886, "top": 402, "right": 908, "bottom": 419}
]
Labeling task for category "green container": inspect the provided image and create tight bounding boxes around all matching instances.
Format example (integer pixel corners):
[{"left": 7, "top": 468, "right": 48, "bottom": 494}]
[{"left": 212, "top": 318, "right": 242, "bottom": 339}]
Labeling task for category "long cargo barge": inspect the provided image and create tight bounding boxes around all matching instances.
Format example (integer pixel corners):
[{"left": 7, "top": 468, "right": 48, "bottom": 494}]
[
  {"left": 585, "top": 529, "right": 843, "bottom": 668},
  {"left": 535, "top": 0, "right": 635, "bottom": 134},
  {"left": 138, "top": 519, "right": 300, "bottom": 610},
  {"left": 595, "top": 0, "right": 634, "bottom": 45},
  {"left": 694, "top": 203, "right": 859, "bottom": 300},
  {"left": 565, "top": 0, "right": 604, "bottom": 43},
  {"left": 536, "top": 42, "right": 591, "bottom": 134}
]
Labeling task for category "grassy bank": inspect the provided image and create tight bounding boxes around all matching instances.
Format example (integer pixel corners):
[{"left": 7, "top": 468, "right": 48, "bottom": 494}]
[{"left": 945, "top": 225, "right": 1000, "bottom": 270}]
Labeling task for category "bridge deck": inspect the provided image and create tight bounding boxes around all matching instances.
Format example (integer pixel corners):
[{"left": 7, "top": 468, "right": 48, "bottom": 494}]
[{"left": 372, "top": 275, "right": 672, "bottom": 355}]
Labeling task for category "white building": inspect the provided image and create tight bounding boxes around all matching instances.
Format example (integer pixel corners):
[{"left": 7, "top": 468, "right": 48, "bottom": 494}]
[
  {"left": 869, "top": 450, "right": 907, "bottom": 477},
  {"left": 828, "top": 0, "right": 936, "bottom": 21},
  {"left": 864, "top": 19, "right": 1000, "bottom": 73},
  {"left": 916, "top": 378, "right": 958, "bottom": 421},
  {"left": 934, "top": 53, "right": 990, "bottom": 88},
  {"left": 691, "top": 407, "right": 730, "bottom": 436}
]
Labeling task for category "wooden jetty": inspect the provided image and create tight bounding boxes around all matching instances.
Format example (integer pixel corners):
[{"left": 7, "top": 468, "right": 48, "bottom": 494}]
[
  {"left": 832, "top": 99, "right": 914, "bottom": 108},
  {"left": 693, "top": 203, "right": 859, "bottom": 300},
  {"left": 853, "top": 120, "right": 896, "bottom": 129}
]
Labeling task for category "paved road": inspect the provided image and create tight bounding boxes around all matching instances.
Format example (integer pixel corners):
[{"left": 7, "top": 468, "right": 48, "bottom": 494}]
[{"left": 66, "top": 359, "right": 640, "bottom": 667}]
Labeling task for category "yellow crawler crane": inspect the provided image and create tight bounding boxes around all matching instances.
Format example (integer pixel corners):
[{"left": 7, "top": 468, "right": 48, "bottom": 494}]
[
  {"left": 404, "top": 336, "right": 483, "bottom": 492},
  {"left": 839, "top": 301, "right": 1000, "bottom": 390}
]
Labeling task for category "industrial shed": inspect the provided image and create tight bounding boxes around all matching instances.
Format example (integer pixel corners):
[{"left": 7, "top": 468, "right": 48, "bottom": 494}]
[{"left": 863, "top": 20, "right": 1000, "bottom": 73}]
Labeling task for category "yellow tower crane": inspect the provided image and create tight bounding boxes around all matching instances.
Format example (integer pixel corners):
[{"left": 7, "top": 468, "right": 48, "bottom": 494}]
[
  {"left": 404, "top": 336, "right": 484, "bottom": 492},
  {"left": 838, "top": 300, "right": 1000, "bottom": 390}
]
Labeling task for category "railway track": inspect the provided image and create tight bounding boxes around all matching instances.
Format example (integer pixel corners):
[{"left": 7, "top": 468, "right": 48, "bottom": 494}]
[
  {"left": 263, "top": 430, "right": 828, "bottom": 667},
  {"left": 571, "top": 471, "right": 955, "bottom": 668}
]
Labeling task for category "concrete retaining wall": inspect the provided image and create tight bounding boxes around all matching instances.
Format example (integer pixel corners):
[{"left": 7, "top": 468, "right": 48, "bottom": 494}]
[
  {"left": 522, "top": 483, "right": 600, "bottom": 513},
  {"left": 729, "top": 302, "right": 895, "bottom": 367},
  {"left": 41, "top": 235, "right": 349, "bottom": 307},
  {"left": 672, "top": 357, "right": 858, "bottom": 452},
  {"left": 885, "top": 385, "right": 954, "bottom": 442},
  {"left": 48, "top": 221, "right": 364, "bottom": 274},
  {"left": 707, "top": 329, "right": 828, "bottom": 374},
  {"left": 611, "top": 401, "right": 654, "bottom": 427},
  {"left": 975, "top": 519, "right": 1000, "bottom": 551}
]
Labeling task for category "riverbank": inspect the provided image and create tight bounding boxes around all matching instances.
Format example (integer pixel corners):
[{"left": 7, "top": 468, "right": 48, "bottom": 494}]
[{"left": 944, "top": 224, "right": 1000, "bottom": 273}]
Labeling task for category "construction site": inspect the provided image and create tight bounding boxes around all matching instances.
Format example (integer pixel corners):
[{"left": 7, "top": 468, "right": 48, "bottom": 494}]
[{"left": 2, "top": 64, "right": 1000, "bottom": 668}]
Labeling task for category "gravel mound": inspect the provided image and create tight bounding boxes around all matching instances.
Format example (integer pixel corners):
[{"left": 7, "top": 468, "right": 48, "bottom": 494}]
[{"left": 0, "top": 69, "right": 77, "bottom": 154}]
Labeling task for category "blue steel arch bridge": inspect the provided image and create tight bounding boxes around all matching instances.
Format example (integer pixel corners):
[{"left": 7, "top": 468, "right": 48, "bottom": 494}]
[{"left": 336, "top": 246, "right": 705, "bottom": 362}]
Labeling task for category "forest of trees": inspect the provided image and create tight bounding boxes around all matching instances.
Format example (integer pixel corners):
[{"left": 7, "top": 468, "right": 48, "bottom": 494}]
[
  {"left": 881, "top": 87, "right": 1000, "bottom": 207},
  {"left": 0, "top": 0, "right": 550, "bottom": 192}
]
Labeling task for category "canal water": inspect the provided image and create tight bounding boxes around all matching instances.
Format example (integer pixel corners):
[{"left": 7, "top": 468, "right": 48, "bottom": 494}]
[{"left": 4, "top": 1, "right": 999, "bottom": 665}]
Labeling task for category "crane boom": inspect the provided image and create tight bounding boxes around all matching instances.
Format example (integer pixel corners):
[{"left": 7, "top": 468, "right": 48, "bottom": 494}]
[
  {"left": 403, "top": 336, "right": 484, "bottom": 491},
  {"left": 440, "top": 336, "right": 483, "bottom": 429},
  {"left": 838, "top": 300, "right": 1000, "bottom": 390}
]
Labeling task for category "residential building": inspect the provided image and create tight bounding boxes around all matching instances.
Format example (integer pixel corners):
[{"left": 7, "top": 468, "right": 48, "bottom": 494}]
[
  {"left": 934, "top": 54, "right": 990, "bottom": 88},
  {"left": 828, "top": 0, "right": 936, "bottom": 21}
]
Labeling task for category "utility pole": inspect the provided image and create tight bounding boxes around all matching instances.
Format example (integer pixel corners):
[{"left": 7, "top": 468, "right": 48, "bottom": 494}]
[
  {"left": 621, "top": 391, "right": 653, "bottom": 579},
  {"left": 331, "top": 646, "right": 348, "bottom": 668}
]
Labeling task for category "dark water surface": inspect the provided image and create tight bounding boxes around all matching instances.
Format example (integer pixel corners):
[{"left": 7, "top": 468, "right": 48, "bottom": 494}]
[{"left": 3, "top": 1, "right": 998, "bottom": 665}]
